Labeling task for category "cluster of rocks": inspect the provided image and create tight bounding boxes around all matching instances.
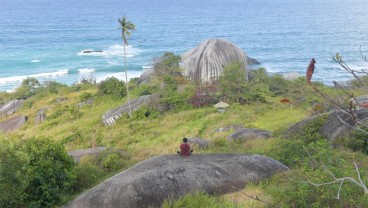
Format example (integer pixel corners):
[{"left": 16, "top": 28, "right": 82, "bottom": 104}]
[{"left": 0, "top": 100, "right": 26, "bottom": 133}]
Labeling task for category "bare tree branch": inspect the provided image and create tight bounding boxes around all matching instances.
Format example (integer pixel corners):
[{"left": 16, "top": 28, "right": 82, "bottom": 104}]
[{"left": 284, "top": 147, "right": 368, "bottom": 199}]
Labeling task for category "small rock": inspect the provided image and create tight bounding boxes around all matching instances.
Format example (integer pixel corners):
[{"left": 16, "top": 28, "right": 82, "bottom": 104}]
[{"left": 226, "top": 128, "right": 271, "bottom": 142}]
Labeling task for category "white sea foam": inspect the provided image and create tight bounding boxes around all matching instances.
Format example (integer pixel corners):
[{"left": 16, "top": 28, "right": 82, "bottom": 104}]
[
  {"left": 142, "top": 65, "right": 153, "bottom": 70},
  {"left": 77, "top": 45, "right": 140, "bottom": 57},
  {"left": 31, "top": 59, "right": 41, "bottom": 63},
  {"left": 78, "top": 68, "right": 96, "bottom": 73},
  {"left": 0, "top": 69, "right": 69, "bottom": 85}
]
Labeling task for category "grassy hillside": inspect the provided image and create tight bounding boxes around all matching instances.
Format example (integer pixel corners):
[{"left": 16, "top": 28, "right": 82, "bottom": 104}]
[{"left": 1, "top": 69, "right": 368, "bottom": 207}]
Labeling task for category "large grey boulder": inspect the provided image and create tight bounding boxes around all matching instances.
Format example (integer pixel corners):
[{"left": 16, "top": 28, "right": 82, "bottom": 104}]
[
  {"left": 284, "top": 110, "right": 368, "bottom": 142},
  {"left": 187, "top": 137, "right": 211, "bottom": 149},
  {"left": 320, "top": 109, "right": 368, "bottom": 141},
  {"left": 0, "top": 115, "right": 28, "bottom": 133},
  {"left": 0, "top": 100, "right": 24, "bottom": 116},
  {"left": 66, "top": 154, "right": 287, "bottom": 208},
  {"left": 68, "top": 147, "right": 107, "bottom": 162},
  {"left": 181, "top": 39, "right": 248, "bottom": 83},
  {"left": 227, "top": 128, "right": 271, "bottom": 142},
  {"left": 102, "top": 95, "right": 155, "bottom": 125},
  {"left": 283, "top": 114, "right": 320, "bottom": 139},
  {"left": 137, "top": 68, "right": 154, "bottom": 86},
  {"left": 247, "top": 56, "right": 260, "bottom": 65}
]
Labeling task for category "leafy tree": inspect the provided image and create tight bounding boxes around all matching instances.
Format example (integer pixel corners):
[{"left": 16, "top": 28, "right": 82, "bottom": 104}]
[
  {"left": 0, "top": 139, "right": 30, "bottom": 208},
  {"left": 22, "top": 137, "right": 75, "bottom": 207},
  {"left": 41, "top": 81, "right": 67, "bottom": 94},
  {"left": 79, "top": 92, "right": 93, "bottom": 102},
  {"left": 13, "top": 77, "right": 40, "bottom": 99},
  {"left": 153, "top": 52, "right": 182, "bottom": 78},
  {"left": 98, "top": 77, "right": 127, "bottom": 99},
  {"left": 118, "top": 15, "right": 136, "bottom": 118},
  {"left": 219, "top": 62, "right": 247, "bottom": 103},
  {"left": 0, "top": 137, "right": 75, "bottom": 207}
]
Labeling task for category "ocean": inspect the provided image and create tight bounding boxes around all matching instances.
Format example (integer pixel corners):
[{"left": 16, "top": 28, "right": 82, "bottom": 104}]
[{"left": 1, "top": 0, "right": 368, "bottom": 92}]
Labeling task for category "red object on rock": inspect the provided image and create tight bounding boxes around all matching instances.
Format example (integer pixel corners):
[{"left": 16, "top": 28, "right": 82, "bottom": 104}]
[
  {"left": 280, "top": 98, "right": 291, "bottom": 103},
  {"left": 356, "top": 102, "right": 368, "bottom": 108}
]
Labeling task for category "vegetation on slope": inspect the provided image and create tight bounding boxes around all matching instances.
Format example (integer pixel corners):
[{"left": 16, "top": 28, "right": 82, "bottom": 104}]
[{"left": 1, "top": 52, "right": 368, "bottom": 207}]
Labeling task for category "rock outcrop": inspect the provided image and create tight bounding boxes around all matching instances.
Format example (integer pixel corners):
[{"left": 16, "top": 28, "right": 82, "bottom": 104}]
[
  {"left": 181, "top": 39, "right": 248, "bottom": 83},
  {"left": 0, "top": 100, "right": 24, "bottom": 116},
  {"left": 35, "top": 108, "right": 47, "bottom": 124},
  {"left": 66, "top": 154, "right": 288, "bottom": 208},
  {"left": 77, "top": 98, "right": 94, "bottom": 108},
  {"left": 54, "top": 97, "right": 68, "bottom": 103},
  {"left": 285, "top": 110, "right": 368, "bottom": 142},
  {"left": 187, "top": 137, "right": 211, "bottom": 149},
  {"left": 227, "top": 128, "right": 271, "bottom": 142},
  {"left": 0, "top": 115, "right": 28, "bottom": 133},
  {"left": 283, "top": 72, "right": 300, "bottom": 81},
  {"left": 67, "top": 147, "right": 107, "bottom": 162},
  {"left": 137, "top": 68, "right": 155, "bottom": 86},
  {"left": 102, "top": 95, "right": 155, "bottom": 125},
  {"left": 213, "top": 124, "right": 244, "bottom": 133},
  {"left": 247, "top": 56, "right": 260, "bottom": 65},
  {"left": 320, "top": 110, "right": 368, "bottom": 141}
]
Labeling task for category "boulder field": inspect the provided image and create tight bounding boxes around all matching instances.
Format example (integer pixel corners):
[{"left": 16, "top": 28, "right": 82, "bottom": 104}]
[{"left": 67, "top": 154, "right": 287, "bottom": 208}]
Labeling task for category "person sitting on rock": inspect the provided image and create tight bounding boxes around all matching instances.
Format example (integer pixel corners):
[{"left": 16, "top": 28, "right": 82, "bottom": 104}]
[{"left": 177, "top": 138, "right": 193, "bottom": 156}]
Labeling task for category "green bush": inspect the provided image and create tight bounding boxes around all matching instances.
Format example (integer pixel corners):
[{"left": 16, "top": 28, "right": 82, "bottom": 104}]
[
  {"left": 13, "top": 77, "right": 40, "bottom": 99},
  {"left": 345, "top": 127, "right": 368, "bottom": 154},
  {"left": 0, "top": 137, "right": 76, "bottom": 208},
  {"left": 79, "top": 92, "right": 93, "bottom": 102},
  {"left": 132, "top": 105, "right": 160, "bottom": 120},
  {"left": 72, "top": 157, "right": 104, "bottom": 192},
  {"left": 134, "top": 84, "right": 158, "bottom": 96},
  {"left": 0, "top": 139, "right": 30, "bottom": 208},
  {"left": 268, "top": 145, "right": 368, "bottom": 208},
  {"left": 288, "top": 115, "right": 327, "bottom": 143},
  {"left": 42, "top": 81, "right": 68, "bottom": 94},
  {"left": 98, "top": 77, "right": 127, "bottom": 99}
]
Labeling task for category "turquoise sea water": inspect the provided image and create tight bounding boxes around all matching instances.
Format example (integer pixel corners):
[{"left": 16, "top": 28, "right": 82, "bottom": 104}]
[{"left": 0, "top": 0, "right": 368, "bottom": 92}]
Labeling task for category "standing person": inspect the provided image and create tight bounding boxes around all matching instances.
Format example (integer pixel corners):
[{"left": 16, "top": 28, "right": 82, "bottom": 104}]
[
  {"left": 306, "top": 58, "right": 316, "bottom": 85},
  {"left": 177, "top": 138, "right": 193, "bottom": 156}
]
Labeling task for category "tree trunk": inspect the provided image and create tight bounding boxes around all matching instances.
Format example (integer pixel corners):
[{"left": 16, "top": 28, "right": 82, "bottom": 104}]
[{"left": 124, "top": 43, "right": 132, "bottom": 118}]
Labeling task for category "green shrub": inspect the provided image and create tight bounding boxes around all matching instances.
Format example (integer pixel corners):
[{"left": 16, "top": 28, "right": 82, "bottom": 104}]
[
  {"left": 267, "top": 139, "right": 307, "bottom": 167},
  {"left": 134, "top": 84, "right": 158, "bottom": 96},
  {"left": 0, "top": 139, "right": 30, "bottom": 208},
  {"left": 288, "top": 115, "right": 327, "bottom": 143},
  {"left": 13, "top": 77, "right": 41, "bottom": 99},
  {"left": 0, "top": 137, "right": 76, "bottom": 207},
  {"left": 345, "top": 127, "right": 368, "bottom": 154},
  {"left": 79, "top": 92, "right": 93, "bottom": 102},
  {"left": 72, "top": 157, "right": 104, "bottom": 192},
  {"left": 96, "top": 148, "right": 131, "bottom": 173},
  {"left": 268, "top": 141, "right": 368, "bottom": 207},
  {"left": 132, "top": 105, "right": 160, "bottom": 120},
  {"left": 98, "top": 77, "right": 127, "bottom": 99}
]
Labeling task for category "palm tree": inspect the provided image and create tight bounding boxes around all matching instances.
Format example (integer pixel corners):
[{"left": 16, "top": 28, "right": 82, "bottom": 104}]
[{"left": 118, "top": 15, "right": 135, "bottom": 118}]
